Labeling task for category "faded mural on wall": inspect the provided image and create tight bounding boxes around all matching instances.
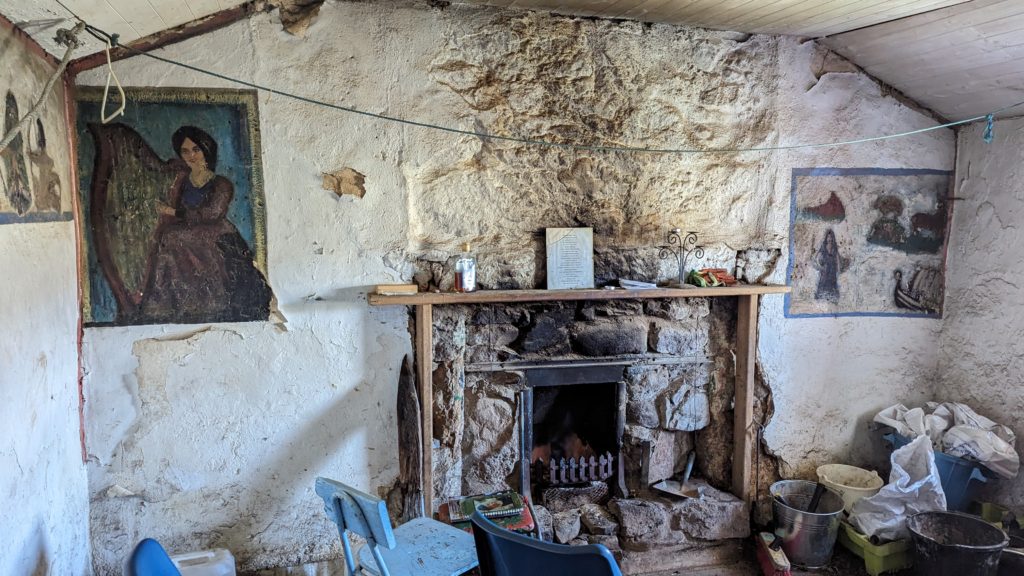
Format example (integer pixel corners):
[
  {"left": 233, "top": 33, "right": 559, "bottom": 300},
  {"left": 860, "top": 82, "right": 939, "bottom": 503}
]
[
  {"left": 787, "top": 168, "right": 952, "bottom": 318},
  {"left": 0, "top": 77, "right": 71, "bottom": 223},
  {"left": 76, "top": 88, "right": 271, "bottom": 326}
]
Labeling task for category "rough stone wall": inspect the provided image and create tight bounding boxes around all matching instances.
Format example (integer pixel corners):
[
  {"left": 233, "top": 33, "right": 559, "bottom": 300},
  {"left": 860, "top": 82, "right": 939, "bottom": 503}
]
[
  {"left": 939, "top": 117, "right": 1024, "bottom": 508},
  {"left": 75, "top": 0, "right": 954, "bottom": 571},
  {"left": 0, "top": 23, "right": 91, "bottom": 576}
]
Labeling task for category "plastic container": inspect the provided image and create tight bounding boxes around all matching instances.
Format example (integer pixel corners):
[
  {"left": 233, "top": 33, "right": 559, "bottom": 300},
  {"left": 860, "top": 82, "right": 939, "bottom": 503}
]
[
  {"left": 907, "top": 511, "right": 1008, "bottom": 576},
  {"left": 817, "top": 464, "right": 884, "bottom": 514},
  {"left": 838, "top": 520, "right": 913, "bottom": 575},
  {"left": 884, "top": 433, "right": 993, "bottom": 512},
  {"left": 771, "top": 480, "right": 846, "bottom": 569},
  {"left": 171, "top": 549, "right": 236, "bottom": 576}
]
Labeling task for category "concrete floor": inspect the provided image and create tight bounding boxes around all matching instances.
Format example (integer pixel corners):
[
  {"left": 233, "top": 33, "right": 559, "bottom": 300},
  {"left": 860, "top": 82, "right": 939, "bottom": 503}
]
[{"left": 641, "top": 544, "right": 892, "bottom": 576}]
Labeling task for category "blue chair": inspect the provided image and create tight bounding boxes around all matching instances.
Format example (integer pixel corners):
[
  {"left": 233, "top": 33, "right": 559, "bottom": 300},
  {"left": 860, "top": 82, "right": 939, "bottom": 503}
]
[
  {"left": 126, "top": 538, "right": 182, "bottom": 576},
  {"left": 470, "top": 511, "right": 623, "bottom": 576},
  {"left": 315, "top": 477, "right": 478, "bottom": 576}
]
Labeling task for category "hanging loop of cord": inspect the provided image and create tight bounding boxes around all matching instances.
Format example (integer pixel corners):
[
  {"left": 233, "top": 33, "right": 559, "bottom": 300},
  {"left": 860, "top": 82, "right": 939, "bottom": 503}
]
[
  {"left": 100, "top": 35, "right": 126, "bottom": 123},
  {"left": 0, "top": 22, "right": 84, "bottom": 153}
]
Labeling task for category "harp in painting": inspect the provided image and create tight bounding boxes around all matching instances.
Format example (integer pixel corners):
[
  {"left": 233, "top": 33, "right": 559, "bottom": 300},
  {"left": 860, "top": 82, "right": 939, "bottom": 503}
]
[{"left": 86, "top": 123, "right": 181, "bottom": 322}]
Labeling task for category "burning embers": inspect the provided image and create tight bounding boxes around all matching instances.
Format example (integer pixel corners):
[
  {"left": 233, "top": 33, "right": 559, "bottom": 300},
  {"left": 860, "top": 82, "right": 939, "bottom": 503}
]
[{"left": 533, "top": 452, "right": 616, "bottom": 486}]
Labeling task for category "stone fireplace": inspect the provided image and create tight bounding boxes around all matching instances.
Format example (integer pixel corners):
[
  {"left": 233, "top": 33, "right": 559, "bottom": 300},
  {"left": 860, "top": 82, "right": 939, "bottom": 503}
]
[{"left": 427, "top": 298, "right": 753, "bottom": 573}]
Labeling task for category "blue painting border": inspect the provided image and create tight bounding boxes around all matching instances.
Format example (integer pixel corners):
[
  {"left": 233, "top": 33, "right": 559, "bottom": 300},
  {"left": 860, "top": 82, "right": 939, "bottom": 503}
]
[{"left": 784, "top": 167, "right": 952, "bottom": 320}]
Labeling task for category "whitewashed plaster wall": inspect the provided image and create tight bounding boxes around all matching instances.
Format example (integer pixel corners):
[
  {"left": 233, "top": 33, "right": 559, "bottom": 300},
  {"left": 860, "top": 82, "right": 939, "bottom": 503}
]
[
  {"left": 77, "top": 1, "right": 953, "bottom": 571},
  {"left": 0, "top": 26, "right": 91, "bottom": 576},
  {"left": 939, "top": 117, "right": 1024, "bottom": 508}
]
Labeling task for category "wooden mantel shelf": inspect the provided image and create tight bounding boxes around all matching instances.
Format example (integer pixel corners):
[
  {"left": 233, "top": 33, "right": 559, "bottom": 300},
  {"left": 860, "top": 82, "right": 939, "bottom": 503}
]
[
  {"left": 373, "top": 284, "right": 789, "bottom": 514},
  {"left": 369, "top": 284, "right": 790, "bottom": 306}
]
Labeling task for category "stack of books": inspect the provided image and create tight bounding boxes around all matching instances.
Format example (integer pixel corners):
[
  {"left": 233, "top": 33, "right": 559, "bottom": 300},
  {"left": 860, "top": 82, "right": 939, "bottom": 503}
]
[{"left": 447, "top": 490, "right": 525, "bottom": 523}]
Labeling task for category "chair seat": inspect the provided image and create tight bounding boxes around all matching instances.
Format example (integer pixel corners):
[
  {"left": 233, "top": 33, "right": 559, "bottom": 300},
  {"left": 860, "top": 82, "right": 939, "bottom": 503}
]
[{"left": 358, "top": 517, "right": 478, "bottom": 576}]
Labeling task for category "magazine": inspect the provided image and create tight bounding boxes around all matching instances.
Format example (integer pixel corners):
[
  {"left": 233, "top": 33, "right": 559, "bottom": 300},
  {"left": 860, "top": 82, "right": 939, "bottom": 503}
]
[{"left": 447, "top": 490, "right": 525, "bottom": 522}]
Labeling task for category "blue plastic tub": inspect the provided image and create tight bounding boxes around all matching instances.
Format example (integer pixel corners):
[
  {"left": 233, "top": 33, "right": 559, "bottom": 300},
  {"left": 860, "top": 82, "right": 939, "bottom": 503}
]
[{"left": 884, "top": 433, "right": 995, "bottom": 512}]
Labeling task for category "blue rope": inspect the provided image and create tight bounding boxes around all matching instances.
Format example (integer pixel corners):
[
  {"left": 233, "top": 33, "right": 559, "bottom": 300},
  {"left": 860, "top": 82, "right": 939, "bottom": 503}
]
[
  {"left": 983, "top": 114, "right": 995, "bottom": 143},
  {"left": 82, "top": 23, "right": 1024, "bottom": 155}
]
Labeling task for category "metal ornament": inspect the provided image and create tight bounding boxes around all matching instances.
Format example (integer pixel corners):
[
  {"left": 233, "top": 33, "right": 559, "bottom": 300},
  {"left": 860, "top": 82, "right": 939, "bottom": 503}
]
[{"left": 659, "top": 228, "right": 703, "bottom": 287}]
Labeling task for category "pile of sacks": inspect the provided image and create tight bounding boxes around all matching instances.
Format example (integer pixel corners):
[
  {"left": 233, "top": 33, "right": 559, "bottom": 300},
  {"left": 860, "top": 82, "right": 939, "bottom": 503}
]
[
  {"left": 875, "top": 401, "right": 1019, "bottom": 479},
  {"left": 848, "top": 402, "right": 1018, "bottom": 541}
]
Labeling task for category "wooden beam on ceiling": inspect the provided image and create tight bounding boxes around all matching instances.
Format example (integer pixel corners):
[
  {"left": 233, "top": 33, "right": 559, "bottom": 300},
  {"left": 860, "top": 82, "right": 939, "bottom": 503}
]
[{"left": 66, "top": 1, "right": 261, "bottom": 77}]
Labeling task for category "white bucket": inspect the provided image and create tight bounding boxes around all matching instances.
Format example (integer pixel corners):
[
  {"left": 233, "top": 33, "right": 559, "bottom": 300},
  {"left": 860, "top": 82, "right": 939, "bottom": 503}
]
[{"left": 816, "top": 464, "right": 884, "bottom": 514}]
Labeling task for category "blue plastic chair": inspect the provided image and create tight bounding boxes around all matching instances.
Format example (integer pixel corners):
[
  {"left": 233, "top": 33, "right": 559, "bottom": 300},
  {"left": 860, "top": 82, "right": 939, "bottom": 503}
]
[
  {"left": 126, "top": 538, "right": 182, "bottom": 576},
  {"left": 315, "top": 477, "right": 478, "bottom": 576},
  {"left": 470, "top": 511, "right": 623, "bottom": 576}
]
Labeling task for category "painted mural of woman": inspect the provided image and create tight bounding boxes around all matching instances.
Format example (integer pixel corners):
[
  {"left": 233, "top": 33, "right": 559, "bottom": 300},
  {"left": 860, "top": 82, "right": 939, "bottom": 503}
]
[
  {"left": 139, "top": 125, "right": 271, "bottom": 323},
  {"left": 814, "top": 229, "right": 849, "bottom": 303}
]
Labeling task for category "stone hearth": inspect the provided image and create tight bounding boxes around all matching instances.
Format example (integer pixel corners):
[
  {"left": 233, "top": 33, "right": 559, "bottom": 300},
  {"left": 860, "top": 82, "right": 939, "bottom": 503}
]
[{"left": 429, "top": 298, "right": 751, "bottom": 573}]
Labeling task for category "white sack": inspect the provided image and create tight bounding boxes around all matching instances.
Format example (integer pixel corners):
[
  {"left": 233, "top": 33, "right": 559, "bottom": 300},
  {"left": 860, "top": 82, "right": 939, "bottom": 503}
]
[
  {"left": 874, "top": 402, "right": 1018, "bottom": 478},
  {"left": 943, "top": 426, "right": 1018, "bottom": 479},
  {"left": 849, "top": 435, "right": 946, "bottom": 542}
]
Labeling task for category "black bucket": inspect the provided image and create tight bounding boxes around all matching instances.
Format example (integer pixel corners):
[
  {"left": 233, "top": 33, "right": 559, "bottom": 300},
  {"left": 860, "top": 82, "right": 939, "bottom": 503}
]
[{"left": 907, "top": 511, "right": 1009, "bottom": 576}]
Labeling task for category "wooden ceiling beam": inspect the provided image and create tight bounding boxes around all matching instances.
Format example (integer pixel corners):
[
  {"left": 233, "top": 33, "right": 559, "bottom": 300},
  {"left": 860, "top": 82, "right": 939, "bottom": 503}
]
[{"left": 66, "top": 1, "right": 262, "bottom": 77}]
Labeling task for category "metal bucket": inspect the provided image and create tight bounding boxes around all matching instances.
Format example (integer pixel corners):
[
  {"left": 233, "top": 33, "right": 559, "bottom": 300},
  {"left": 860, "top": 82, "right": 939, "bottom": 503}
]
[
  {"left": 908, "top": 511, "right": 1008, "bottom": 576},
  {"left": 771, "top": 480, "right": 845, "bottom": 569}
]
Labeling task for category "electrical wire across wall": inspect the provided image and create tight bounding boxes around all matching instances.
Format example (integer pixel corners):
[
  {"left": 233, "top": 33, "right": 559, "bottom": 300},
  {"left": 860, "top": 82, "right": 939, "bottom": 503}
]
[{"left": 56, "top": 11, "right": 1024, "bottom": 155}]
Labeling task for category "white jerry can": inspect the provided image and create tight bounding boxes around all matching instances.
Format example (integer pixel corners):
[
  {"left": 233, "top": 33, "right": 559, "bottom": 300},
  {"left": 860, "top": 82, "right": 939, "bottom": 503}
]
[{"left": 170, "top": 549, "right": 236, "bottom": 576}]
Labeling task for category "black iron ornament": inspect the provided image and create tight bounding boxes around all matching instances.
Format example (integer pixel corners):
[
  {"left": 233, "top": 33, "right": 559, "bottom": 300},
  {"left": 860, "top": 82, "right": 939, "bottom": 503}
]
[{"left": 659, "top": 228, "right": 703, "bottom": 287}]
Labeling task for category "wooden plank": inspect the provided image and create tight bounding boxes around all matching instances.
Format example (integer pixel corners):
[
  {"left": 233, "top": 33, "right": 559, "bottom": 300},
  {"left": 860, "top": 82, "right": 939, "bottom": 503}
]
[
  {"left": 613, "top": 0, "right": 683, "bottom": 21},
  {"left": 805, "top": 0, "right": 971, "bottom": 37},
  {"left": 826, "top": 0, "right": 1024, "bottom": 65},
  {"left": 732, "top": 294, "right": 757, "bottom": 503},
  {"left": 415, "top": 304, "right": 434, "bottom": 516},
  {"left": 369, "top": 285, "right": 790, "bottom": 306},
  {"left": 392, "top": 355, "right": 423, "bottom": 522},
  {"left": 849, "top": 16, "right": 1024, "bottom": 76}
]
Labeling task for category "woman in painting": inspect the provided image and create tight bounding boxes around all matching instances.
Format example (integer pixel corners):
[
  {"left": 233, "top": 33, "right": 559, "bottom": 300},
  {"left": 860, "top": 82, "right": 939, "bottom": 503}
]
[
  {"left": 140, "top": 125, "right": 270, "bottom": 323},
  {"left": 814, "top": 229, "right": 843, "bottom": 303}
]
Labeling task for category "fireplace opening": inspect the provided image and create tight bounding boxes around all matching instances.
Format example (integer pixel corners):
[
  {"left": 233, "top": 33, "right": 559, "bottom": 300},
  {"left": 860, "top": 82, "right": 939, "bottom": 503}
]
[
  {"left": 519, "top": 364, "right": 627, "bottom": 499},
  {"left": 531, "top": 380, "right": 618, "bottom": 477}
]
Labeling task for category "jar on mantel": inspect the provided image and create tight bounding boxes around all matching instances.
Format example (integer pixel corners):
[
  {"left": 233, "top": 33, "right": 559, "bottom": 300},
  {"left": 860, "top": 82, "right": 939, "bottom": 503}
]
[{"left": 454, "top": 242, "right": 477, "bottom": 293}]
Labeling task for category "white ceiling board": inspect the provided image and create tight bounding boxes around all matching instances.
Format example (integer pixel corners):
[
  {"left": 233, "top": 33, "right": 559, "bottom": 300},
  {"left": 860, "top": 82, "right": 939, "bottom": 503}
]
[
  {"left": 824, "top": 0, "right": 1024, "bottom": 120},
  {"left": 457, "top": 0, "right": 973, "bottom": 36}
]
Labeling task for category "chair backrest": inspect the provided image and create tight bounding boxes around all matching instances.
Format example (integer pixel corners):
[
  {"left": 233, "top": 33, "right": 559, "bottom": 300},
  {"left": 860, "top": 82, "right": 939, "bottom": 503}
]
[
  {"left": 126, "top": 538, "right": 182, "bottom": 576},
  {"left": 315, "top": 476, "right": 398, "bottom": 574},
  {"left": 470, "top": 511, "right": 623, "bottom": 576},
  {"left": 315, "top": 477, "right": 397, "bottom": 548}
]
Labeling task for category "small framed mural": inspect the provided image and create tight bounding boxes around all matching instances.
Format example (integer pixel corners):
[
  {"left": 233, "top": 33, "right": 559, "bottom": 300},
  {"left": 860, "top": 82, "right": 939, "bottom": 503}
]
[
  {"left": 76, "top": 87, "right": 271, "bottom": 326},
  {"left": 786, "top": 167, "right": 952, "bottom": 318}
]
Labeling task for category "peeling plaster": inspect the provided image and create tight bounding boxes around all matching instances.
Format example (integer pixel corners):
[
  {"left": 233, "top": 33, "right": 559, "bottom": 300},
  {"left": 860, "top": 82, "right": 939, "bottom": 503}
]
[{"left": 322, "top": 167, "right": 367, "bottom": 199}]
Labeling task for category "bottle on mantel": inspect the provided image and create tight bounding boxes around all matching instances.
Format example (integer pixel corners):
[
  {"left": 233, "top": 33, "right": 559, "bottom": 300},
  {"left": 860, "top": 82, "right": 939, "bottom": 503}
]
[{"left": 454, "top": 242, "right": 477, "bottom": 293}]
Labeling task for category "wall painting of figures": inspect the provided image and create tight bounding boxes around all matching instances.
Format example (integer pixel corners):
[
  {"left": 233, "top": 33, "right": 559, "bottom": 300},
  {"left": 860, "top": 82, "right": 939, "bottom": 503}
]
[
  {"left": 76, "top": 88, "right": 272, "bottom": 326},
  {"left": 787, "top": 168, "right": 952, "bottom": 319}
]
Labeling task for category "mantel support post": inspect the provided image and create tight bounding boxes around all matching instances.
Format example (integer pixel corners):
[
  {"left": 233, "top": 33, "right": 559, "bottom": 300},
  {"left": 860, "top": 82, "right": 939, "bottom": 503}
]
[
  {"left": 733, "top": 294, "right": 758, "bottom": 503},
  {"left": 415, "top": 304, "right": 434, "bottom": 515}
]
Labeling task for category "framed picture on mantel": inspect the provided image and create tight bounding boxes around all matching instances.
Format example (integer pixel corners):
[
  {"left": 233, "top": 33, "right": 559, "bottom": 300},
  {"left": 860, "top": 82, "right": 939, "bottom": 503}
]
[{"left": 546, "top": 227, "right": 594, "bottom": 290}]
